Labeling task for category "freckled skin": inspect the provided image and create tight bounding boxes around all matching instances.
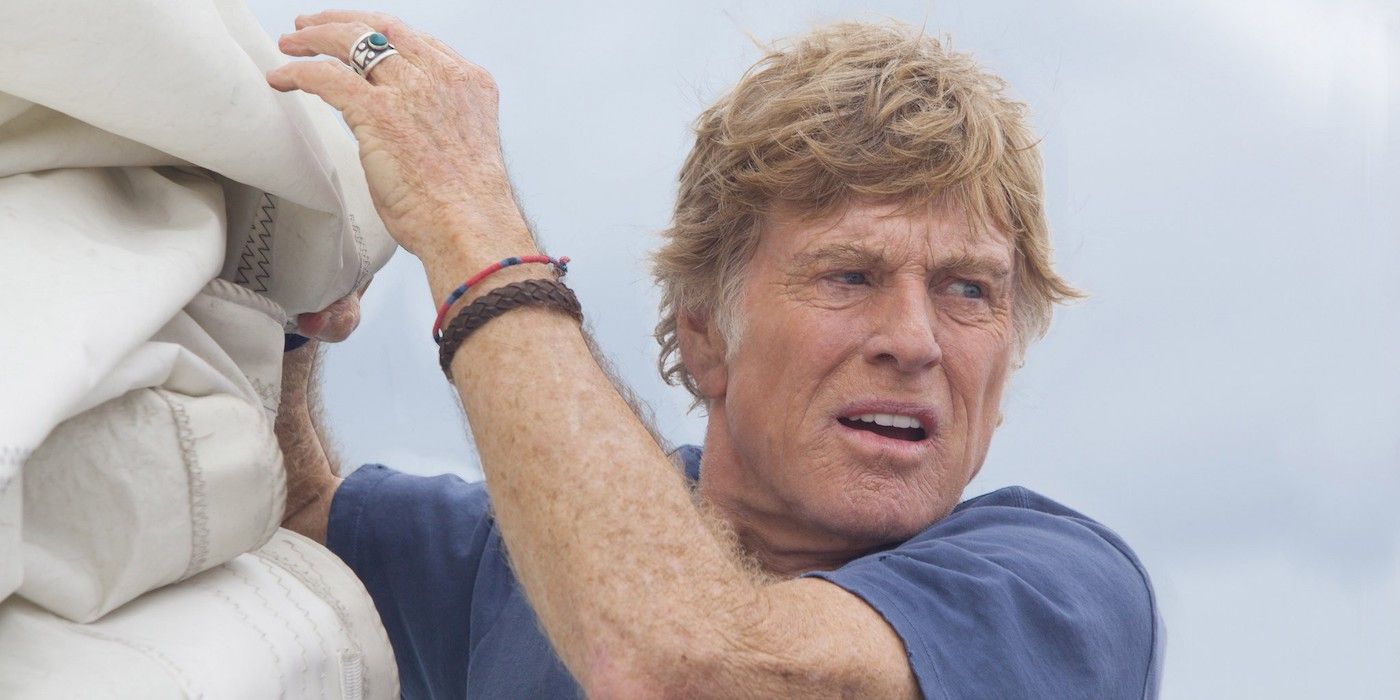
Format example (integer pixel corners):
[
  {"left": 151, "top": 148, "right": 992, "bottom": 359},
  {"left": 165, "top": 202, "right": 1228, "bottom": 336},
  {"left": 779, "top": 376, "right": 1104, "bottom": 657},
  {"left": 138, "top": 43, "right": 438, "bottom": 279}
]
[
  {"left": 272, "top": 14, "right": 1009, "bottom": 694},
  {"left": 697, "top": 198, "right": 1017, "bottom": 570}
]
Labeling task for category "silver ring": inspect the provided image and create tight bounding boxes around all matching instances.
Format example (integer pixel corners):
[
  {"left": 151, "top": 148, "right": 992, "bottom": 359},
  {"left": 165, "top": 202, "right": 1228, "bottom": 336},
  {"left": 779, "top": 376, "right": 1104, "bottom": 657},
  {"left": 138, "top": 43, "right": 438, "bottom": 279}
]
[{"left": 349, "top": 31, "right": 399, "bottom": 79}]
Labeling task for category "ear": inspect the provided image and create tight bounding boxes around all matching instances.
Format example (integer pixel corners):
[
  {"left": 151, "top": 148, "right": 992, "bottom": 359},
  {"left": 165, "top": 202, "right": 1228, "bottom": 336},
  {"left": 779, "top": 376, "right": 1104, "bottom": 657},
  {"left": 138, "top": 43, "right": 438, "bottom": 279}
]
[{"left": 677, "top": 311, "right": 729, "bottom": 400}]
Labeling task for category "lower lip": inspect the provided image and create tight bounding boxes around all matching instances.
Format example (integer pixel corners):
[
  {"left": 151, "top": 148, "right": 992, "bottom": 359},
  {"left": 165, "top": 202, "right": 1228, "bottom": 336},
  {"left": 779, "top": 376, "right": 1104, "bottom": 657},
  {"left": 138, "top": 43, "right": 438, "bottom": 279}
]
[{"left": 834, "top": 420, "right": 935, "bottom": 464}]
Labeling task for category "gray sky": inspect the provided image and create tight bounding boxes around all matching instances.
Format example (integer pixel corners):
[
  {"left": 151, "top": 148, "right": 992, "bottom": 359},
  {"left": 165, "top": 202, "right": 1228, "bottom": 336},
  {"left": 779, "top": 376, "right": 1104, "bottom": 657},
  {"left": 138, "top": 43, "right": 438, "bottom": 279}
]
[{"left": 247, "top": 1, "right": 1400, "bottom": 697}]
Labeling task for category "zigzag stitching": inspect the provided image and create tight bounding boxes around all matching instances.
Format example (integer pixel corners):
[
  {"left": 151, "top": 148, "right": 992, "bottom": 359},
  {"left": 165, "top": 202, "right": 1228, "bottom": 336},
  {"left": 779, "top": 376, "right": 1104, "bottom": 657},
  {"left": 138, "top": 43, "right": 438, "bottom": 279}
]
[
  {"left": 275, "top": 541, "right": 398, "bottom": 691},
  {"left": 197, "top": 569, "right": 289, "bottom": 700},
  {"left": 348, "top": 213, "right": 371, "bottom": 291},
  {"left": 257, "top": 556, "right": 323, "bottom": 695},
  {"left": 259, "top": 546, "right": 355, "bottom": 633},
  {"left": 256, "top": 543, "right": 373, "bottom": 695},
  {"left": 156, "top": 390, "right": 210, "bottom": 579},
  {"left": 234, "top": 193, "right": 277, "bottom": 293},
  {"left": 249, "top": 377, "right": 281, "bottom": 415}
]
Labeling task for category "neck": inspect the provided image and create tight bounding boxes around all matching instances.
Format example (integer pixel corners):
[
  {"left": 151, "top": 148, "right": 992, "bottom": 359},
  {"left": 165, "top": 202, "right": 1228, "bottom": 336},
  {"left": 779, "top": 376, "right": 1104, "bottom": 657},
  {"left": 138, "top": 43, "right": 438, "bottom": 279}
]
[
  {"left": 703, "top": 494, "right": 880, "bottom": 578},
  {"left": 694, "top": 416, "right": 886, "bottom": 578}
]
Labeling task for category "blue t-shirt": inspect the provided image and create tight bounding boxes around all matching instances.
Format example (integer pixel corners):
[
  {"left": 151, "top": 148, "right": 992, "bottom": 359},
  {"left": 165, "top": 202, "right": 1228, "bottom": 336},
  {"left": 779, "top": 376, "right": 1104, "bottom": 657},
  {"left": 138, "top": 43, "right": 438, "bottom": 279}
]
[{"left": 327, "top": 446, "right": 1162, "bottom": 699}]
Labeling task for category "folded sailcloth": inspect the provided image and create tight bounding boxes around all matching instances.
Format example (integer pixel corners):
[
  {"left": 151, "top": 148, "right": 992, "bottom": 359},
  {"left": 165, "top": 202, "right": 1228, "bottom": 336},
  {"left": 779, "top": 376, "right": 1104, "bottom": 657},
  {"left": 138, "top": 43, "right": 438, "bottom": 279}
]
[{"left": 0, "top": 1, "right": 399, "bottom": 695}]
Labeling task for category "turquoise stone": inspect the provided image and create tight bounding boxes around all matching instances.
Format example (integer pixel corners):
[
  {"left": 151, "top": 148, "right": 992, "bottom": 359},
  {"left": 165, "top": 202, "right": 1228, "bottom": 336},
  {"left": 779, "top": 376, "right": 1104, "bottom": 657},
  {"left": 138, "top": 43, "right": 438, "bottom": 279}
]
[{"left": 369, "top": 33, "right": 388, "bottom": 48}]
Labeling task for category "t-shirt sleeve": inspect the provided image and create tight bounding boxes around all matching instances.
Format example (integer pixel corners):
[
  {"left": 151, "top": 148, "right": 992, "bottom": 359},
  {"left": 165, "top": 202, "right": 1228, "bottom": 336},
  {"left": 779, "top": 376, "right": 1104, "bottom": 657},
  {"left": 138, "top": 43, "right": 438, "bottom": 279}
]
[
  {"left": 327, "top": 464, "right": 496, "bottom": 699},
  {"left": 804, "top": 487, "right": 1160, "bottom": 700}
]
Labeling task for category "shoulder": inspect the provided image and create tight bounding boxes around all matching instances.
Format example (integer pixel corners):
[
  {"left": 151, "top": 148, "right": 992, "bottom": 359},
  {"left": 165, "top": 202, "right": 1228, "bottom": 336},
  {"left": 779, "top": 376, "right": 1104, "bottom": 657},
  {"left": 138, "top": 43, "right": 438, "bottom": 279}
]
[
  {"left": 335, "top": 462, "right": 493, "bottom": 510},
  {"left": 814, "top": 486, "right": 1162, "bottom": 699},
  {"left": 913, "top": 486, "right": 1159, "bottom": 643},
  {"left": 941, "top": 486, "right": 1153, "bottom": 583}
]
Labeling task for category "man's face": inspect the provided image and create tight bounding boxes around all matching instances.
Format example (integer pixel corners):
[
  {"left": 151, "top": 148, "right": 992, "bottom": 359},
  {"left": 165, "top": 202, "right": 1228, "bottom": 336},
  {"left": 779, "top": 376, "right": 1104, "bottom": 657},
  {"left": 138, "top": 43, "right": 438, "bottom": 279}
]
[{"left": 705, "top": 197, "right": 1016, "bottom": 547}]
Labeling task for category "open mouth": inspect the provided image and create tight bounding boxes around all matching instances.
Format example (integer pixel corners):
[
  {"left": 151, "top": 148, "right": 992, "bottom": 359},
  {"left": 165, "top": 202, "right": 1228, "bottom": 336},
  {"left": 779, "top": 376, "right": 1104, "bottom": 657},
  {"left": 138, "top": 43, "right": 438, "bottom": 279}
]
[{"left": 837, "top": 413, "right": 928, "bottom": 442}]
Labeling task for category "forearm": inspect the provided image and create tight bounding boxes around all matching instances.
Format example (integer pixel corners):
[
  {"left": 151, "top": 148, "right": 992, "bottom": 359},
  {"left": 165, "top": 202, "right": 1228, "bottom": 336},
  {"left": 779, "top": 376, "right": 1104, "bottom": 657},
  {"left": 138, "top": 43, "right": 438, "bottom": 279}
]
[
  {"left": 274, "top": 341, "right": 343, "bottom": 545},
  {"left": 267, "top": 15, "right": 914, "bottom": 694},
  {"left": 445, "top": 303, "right": 913, "bottom": 698},
  {"left": 427, "top": 214, "right": 762, "bottom": 694}
]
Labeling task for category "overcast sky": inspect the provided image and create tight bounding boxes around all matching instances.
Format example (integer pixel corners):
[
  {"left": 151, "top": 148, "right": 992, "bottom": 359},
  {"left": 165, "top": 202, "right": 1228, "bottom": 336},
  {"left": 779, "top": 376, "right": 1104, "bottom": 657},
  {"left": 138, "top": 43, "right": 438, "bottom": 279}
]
[{"left": 247, "top": 1, "right": 1400, "bottom": 696}]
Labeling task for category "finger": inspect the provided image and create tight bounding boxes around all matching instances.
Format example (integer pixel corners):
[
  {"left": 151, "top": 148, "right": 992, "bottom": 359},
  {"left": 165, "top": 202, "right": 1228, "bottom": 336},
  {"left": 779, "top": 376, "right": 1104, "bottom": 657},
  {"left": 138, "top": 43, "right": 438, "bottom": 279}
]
[
  {"left": 321, "top": 295, "right": 363, "bottom": 342},
  {"left": 295, "top": 9, "right": 400, "bottom": 30},
  {"left": 297, "top": 294, "right": 362, "bottom": 343},
  {"left": 278, "top": 20, "right": 374, "bottom": 59},
  {"left": 293, "top": 10, "right": 444, "bottom": 61},
  {"left": 279, "top": 22, "right": 417, "bottom": 84},
  {"left": 267, "top": 58, "right": 375, "bottom": 113},
  {"left": 296, "top": 311, "right": 328, "bottom": 339}
]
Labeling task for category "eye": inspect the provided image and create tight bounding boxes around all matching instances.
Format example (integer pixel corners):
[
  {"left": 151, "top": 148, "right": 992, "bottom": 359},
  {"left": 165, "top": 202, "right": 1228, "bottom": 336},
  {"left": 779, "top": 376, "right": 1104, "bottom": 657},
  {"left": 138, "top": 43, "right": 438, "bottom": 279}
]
[
  {"left": 832, "top": 271, "right": 869, "bottom": 286},
  {"left": 947, "top": 280, "right": 985, "bottom": 299}
]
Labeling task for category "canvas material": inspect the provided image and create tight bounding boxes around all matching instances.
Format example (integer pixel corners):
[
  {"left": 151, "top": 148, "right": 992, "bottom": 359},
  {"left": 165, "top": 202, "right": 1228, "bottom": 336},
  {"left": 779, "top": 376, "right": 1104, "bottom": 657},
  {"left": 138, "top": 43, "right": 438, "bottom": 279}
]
[
  {"left": 0, "top": 0, "right": 396, "bottom": 617},
  {"left": 0, "top": 166, "right": 228, "bottom": 604},
  {"left": 0, "top": 0, "right": 397, "bottom": 455},
  {"left": 17, "top": 277, "right": 289, "bottom": 623},
  {"left": 0, "top": 529, "right": 400, "bottom": 699},
  {"left": 0, "top": 465, "right": 19, "bottom": 605},
  {"left": 0, "top": 0, "right": 394, "bottom": 319}
]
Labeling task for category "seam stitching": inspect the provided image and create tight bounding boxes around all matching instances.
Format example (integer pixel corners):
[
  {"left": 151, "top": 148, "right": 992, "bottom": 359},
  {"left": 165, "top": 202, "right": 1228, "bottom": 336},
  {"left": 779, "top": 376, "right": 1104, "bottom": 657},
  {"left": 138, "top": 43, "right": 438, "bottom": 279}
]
[
  {"left": 255, "top": 544, "right": 370, "bottom": 696},
  {"left": 266, "top": 540, "right": 398, "bottom": 693},
  {"left": 201, "top": 277, "right": 289, "bottom": 326},
  {"left": 249, "top": 377, "right": 282, "bottom": 415},
  {"left": 196, "top": 567, "right": 288, "bottom": 700},
  {"left": 157, "top": 390, "right": 210, "bottom": 578},
  {"left": 348, "top": 213, "right": 370, "bottom": 292},
  {"left": 264, "top": 545, "right": 355, "bottom": 625},
  {"left": 233, "top": 193, "right": 276, "bottom": 293},
  {"left": 254, "top": 557, "right": 315, "bottom": 700}
]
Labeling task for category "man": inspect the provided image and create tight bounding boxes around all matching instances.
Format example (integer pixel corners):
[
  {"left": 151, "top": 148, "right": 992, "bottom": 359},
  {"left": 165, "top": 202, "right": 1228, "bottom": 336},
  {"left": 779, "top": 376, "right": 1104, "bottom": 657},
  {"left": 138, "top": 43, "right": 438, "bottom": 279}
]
[{"left": 272, "top": 11, "right": 1162, "bottom": 698}]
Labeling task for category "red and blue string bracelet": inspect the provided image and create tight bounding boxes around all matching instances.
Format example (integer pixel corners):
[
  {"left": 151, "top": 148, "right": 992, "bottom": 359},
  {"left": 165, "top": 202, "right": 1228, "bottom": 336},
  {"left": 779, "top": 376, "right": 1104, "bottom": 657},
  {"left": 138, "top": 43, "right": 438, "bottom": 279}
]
[{"left": 432, "top": 254, "right": 570, "bottom": 343}]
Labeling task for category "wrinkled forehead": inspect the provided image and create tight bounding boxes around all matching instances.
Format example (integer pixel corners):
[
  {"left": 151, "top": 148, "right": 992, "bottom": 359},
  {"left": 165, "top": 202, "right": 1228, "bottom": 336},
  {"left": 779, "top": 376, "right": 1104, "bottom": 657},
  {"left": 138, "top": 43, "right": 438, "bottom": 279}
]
[{"left": 761, "top": 196, "right": 1016, "bottom": 270}]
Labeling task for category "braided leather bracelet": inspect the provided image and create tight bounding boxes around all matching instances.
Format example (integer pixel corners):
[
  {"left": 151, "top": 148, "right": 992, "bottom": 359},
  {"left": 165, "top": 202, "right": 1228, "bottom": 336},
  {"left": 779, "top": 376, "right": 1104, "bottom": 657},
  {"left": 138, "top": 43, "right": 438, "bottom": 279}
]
[{"left": 438, "top": 278, "right": 583, "bottom": 377}]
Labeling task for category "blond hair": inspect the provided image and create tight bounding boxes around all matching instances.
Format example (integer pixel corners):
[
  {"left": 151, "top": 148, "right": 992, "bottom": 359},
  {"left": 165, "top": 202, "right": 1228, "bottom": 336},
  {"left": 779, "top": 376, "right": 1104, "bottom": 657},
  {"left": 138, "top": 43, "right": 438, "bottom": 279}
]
[{"left": 652, "top": 22, "right": 1080, "bottom": 402}]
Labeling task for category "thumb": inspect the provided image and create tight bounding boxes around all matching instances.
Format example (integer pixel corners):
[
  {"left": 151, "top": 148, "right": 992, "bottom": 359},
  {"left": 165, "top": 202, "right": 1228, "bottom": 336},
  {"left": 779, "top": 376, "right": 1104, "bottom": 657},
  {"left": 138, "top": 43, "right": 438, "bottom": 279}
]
[{"left": 297, "top": 311, "right": 329, "bottom": 338}]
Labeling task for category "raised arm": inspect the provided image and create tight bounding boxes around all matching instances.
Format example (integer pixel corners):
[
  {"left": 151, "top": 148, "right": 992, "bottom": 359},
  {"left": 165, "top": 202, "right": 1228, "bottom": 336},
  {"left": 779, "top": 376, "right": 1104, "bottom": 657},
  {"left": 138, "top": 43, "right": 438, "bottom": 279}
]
[
  {"left": 275, "top": 291, "right": 363, "bottom": 545},
  {"left": 275, "top": 341, "right": 341, "bottom": 544},
  {"left": 269, "top": 12, "right": 917, "bottom": 698}
]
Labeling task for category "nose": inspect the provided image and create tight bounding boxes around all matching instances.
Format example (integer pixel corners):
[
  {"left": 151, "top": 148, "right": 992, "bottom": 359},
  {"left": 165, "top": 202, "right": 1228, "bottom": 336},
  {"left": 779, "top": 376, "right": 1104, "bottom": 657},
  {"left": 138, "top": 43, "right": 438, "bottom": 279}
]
[{"left": 864, "top": 278, "right": 942, "bottom": 373}]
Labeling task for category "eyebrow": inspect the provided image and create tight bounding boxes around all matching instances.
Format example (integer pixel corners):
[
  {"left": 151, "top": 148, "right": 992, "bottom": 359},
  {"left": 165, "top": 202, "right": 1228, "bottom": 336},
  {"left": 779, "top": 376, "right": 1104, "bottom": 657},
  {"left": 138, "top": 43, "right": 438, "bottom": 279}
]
[
  {"left": 790, "top": 243, "right": 889, "bottom": 271},
  {"left": 791, "top": 243, "right": 1012, "bottom": 279}
]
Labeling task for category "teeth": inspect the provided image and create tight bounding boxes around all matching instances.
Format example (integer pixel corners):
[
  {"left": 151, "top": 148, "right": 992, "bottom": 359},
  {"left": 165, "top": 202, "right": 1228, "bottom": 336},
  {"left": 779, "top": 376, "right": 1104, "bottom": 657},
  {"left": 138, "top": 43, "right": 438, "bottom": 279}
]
[{"left": 850, "top": 413, "right": 924, "bottom": 430}]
